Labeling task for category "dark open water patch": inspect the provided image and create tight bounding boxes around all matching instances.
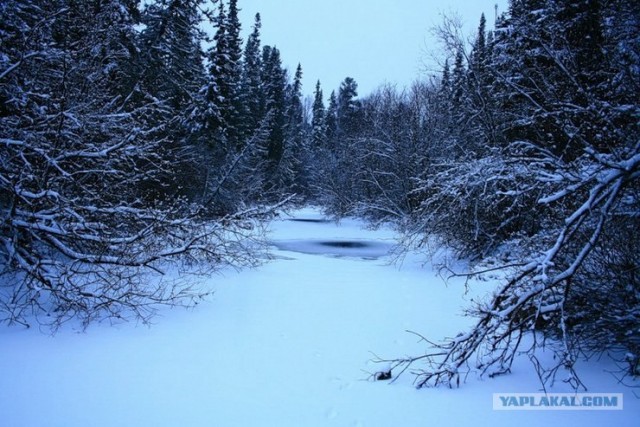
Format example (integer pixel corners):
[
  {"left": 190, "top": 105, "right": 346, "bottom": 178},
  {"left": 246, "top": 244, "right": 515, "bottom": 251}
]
[
  {"left": 318, "top": 241, "right": 368, "bottom": 249},
  {"left": 270, "top": 239, "right": 394, "bottom": 260},
  {"left": 286, "top": 218, "right": 331, "bottom": 224}
]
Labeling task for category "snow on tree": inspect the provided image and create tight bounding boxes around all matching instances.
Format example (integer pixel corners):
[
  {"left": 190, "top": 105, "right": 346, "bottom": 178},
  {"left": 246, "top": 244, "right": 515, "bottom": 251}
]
[
  {"left": 240, "top": 13, "right": 265, "bottom": 139},
  {"left": 0, "top": 0, "right": 272, "bottom": 330},
  {"left": 311, "top": 80, "right": 326, "bottom": 148},
  {"left": 380, "top": 0, "right": 640, "bottom": 388},
  {"left": 283, "top": 63, "right": 308, "bottom": 198},
  {"left": 259, "top": 45, "right": 288, "bottom": 198}
]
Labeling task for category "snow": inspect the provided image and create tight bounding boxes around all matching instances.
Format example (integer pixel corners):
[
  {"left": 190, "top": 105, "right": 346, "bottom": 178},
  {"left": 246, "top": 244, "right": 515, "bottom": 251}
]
[{"left": 0, "top": 207, "right": 638, "bottom": 426}]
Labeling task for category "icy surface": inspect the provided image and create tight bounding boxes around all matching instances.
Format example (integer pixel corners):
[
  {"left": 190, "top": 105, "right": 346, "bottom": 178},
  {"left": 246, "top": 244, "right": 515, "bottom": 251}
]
[{"left": 0, "top": 207, "right": 637, "bottom": 426}]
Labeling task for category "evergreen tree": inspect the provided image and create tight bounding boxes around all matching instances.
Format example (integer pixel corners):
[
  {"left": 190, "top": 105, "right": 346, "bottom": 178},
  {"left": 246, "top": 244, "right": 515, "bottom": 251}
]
[
  {"left": 467, "top": 13, "right": 500, "bottom": 150},
  {"left": 337, "top": 77, "right": 360, "bottom": 139},
  {"left": 227, "top": 0, "right": 243, "bottom": 69},
  {"left": 261, "top": 45, "right": 288, "bottom": 196},
  {"left": 137, "top": 0, "right": 208, "bottom": 199},
  {"left": 490, "top": 0, "right": 615, "bottom": 157},
  {"left": 139, "top": 0, "right": 205, "bottom": 113},
  {"left": 440, "top": 59, "right": 451, "bottom": 95},
  {"left": 325, "top": 90, "right": 338, "bottom": 148},
  {"left": 553, "top": 0, "right": 607, "bottom": 89},
  {"left": 468, "top": 13, "right": 487, "bottom": 75},
  {"left": 287, "top": 64, "right": 304, "bottom": 136},
  {"left": 241, "top": 13, "right": 264, "bottom": 137},
  {"left": 311, "top": 80, "right": 326, "bottom": 147},
  {"left": 450, "top": 48, "right": 466, "bottom": 108},
  {"left": 284, "top": 63, "right": 306, "bottom": 196},
  {"left": 1, "top": 0, "right": 60, "bottom": 120},
  {"left": 226, "top": 0, "right": 245, "bottom": 145},
  {"left": 205, "top": 0, "right": 243, "bottom": 147},
  {"left": 508, "top": 0, "right": 546, "bottom": 19},
  {"left": 207, "top": 1, "right": 230, "bottom": 135}
]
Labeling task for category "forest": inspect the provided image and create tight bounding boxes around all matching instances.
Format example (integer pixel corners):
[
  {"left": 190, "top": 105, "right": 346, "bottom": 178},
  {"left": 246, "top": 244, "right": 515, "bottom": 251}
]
[{"left": 1, "top": 0, "right": 639, "bottom": 389}]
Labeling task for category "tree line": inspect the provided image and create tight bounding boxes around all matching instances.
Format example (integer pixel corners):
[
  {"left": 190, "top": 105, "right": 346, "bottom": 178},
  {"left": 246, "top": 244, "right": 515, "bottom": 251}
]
[{"left": 309, "top": 0, "right": 639, "bottom": 388}]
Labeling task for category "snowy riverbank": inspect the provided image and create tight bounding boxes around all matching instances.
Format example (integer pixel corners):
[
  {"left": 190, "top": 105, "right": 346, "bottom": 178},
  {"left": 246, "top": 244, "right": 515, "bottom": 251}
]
[{"left": 1, "top": 207, "right": 637, "bottom": 426}]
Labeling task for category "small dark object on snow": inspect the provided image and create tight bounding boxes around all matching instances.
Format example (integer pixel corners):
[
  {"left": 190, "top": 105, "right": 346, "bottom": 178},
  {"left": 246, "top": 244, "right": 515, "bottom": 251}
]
[{"left": 376, "top": 370, "right": 392, "bottom": 381}]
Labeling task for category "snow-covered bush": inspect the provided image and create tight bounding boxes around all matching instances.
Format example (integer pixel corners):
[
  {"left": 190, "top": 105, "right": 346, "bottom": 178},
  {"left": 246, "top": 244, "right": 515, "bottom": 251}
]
[
  {"left": 562, "top": 214, "right": 640, "bottom": 374},
  {"left": 407, "top": 145, "right": 552, "bottom": 259}
]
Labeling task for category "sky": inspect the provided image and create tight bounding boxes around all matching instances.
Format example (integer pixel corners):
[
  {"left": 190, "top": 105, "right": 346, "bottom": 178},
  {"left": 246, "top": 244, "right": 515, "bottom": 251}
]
[{"left": 237, "top": 0, "right": 508, "bottom": 98}]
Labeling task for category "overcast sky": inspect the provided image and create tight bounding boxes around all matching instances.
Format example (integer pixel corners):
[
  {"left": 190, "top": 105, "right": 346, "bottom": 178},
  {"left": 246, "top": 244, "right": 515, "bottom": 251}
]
[{"left": 237, "top": 0, "right": 508, "bottom": 98}]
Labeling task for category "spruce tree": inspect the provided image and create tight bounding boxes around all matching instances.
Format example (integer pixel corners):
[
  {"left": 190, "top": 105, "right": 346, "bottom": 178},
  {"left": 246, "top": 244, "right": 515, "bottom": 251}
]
[
  {"left": 226, "top": 0, "right": 245, "bottom": 146},
  {"left": 287, "top": 64, "right": 304, "bottom": 137},
  {"left": 469, "top": 13, "right": 487, "bottom": 75},
  {"left": 204, "top": 0, "right": 244, "bottom": 147},
  {"left": 227, "top": 0, "right": 243, "bottom": 69},
  {"left": 467, "top": 13, "right": 499, "bottom": 150},
  {"left": 337, "top": 77, "right": 360, "bottom": 139},
  {"left": 139, "top": 0, "right": 206, "bottom": 113},
  {"left": 285, "top": 63, "right": 306, "bottom": 195},
  {"left": 241, "top": 13, "right": 264, "bottom": 137},
  {"left": 311, "top": 80, "right": 326, "bottom": 147},
  {"left": 261, "top": 45, "right": 288, "bottom": 196},
  {"left": 451, "top": 48, "right": 466, "bottom": 108},
  {"left": 325, "top": 90, "right": 338, "bottom": 149},
  {"left": 441, "top": 59, "right": 451, "bottom": 95},
  {"left": 208, "top": 1, "right": 231, "bottom": 136},
  {"left": 137, "top": 0, "right": 208, "bottom": 199}
]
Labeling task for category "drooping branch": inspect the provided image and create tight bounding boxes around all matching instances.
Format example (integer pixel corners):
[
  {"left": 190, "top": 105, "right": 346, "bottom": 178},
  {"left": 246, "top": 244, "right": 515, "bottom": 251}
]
[{"left": 383, "top": 146, "right": 640, "bottom": 389}]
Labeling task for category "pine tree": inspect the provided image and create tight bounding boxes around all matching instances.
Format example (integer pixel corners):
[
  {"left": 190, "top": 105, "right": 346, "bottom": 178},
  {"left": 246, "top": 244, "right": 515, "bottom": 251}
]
[
  {"left": 325, "top": 90, "right": 338, "bottom": 148},
  {"left": 261, "top": 45, "right": 288, "bottom": 195},
  {"left": 311, "top": 80, "right": 326, "bottom": 147},
  {"left": 207, "top": 1, "right": 231, "bottom": 136},
  {"left": 226, "top": 0, "right": 245, "bottom": 146},
  {"left": 285, "top": 63, "right": 306, "bottom": 195},
  {"left": 451, "top": 48, "right": 466, "bottom": 108},
  {"left": 441, "top": 59, "right": 451, "bottom": 95},
  {"left": 136, "top": 0, "right": 208, "bottom": 200},
  {"left": 139, "top": 0, "right": 206, "bottom": 112},
  {"left": 241, "top": 13, "right": 264, "bottom": 137},
  {"left": 337, "top": 77, "right": 360, "bottom": 139},
  {"left": 469, "top": 13, "right": 487, "bottom": 75},
  {"left": 204, "top": 0, "right": 243, "bottom": 147}
]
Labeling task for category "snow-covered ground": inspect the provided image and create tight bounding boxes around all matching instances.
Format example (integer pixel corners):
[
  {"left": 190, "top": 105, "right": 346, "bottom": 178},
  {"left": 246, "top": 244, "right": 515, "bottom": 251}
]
[{"left": 1, "top": 207, "right": 637, "bottom": 426}]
